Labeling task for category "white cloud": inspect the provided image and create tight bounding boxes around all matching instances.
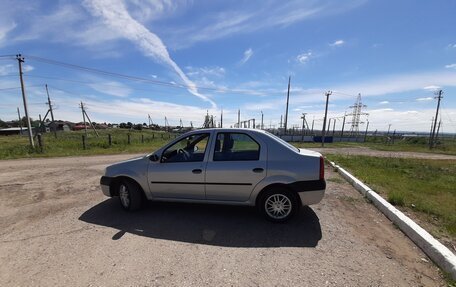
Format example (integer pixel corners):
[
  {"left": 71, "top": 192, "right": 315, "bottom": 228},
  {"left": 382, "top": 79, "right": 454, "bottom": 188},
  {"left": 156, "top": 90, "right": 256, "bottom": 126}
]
[
  {"left": 379, "top": 101, "right": 389, "bottom": 105},
  {"left": 296, "top": 52, "right": 312, "bottom": 64},
  {"left": 165, "top": 1, "right": 366, "bottom": 48},
  {"left": 423, "top": 85, "right": 441, "bottom": 91},
  {"left": 329, "top": 39, "right": 344, "bottom": 47},
  {"left": 126, "top": 0, "right": 183, "bottom": 22},
  {"left": 239, "top": 48, "right": 253, "bottom": 65},
  {"left": 0, "top": 21, "right": 16, "bottom": 45},
  {"left": 416, "top": 97, "right": 433, "bottom": 101},
  {"left": 83, "top": 0, "right": 216, "bottom": 108},
  {"left": 88, "top": 81, "right": 132, "bottom": 97},
  {"left": 186, "top": 66, "right": 226, "bottom": 78},
  {"left": 332, "top": 71, "right": 456, "bottom": 98},
  {"left": 0, "top": 64, "right": 14, "bottom": 76},
  {"left": 0, "top": 63, "right": 34, "bottom": 75},
  {"left": 445, "top": 63, "right": 456, "bottom": 69}
]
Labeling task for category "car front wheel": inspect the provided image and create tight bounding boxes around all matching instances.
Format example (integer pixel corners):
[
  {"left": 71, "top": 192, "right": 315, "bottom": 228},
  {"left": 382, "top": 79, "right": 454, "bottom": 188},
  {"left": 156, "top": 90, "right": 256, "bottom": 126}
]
[
  {"left": 118, "top": 180, "right": 142, "bottom": 211},
  {"left": 260, "top": 189, "right": 298, "bottom": 222}
]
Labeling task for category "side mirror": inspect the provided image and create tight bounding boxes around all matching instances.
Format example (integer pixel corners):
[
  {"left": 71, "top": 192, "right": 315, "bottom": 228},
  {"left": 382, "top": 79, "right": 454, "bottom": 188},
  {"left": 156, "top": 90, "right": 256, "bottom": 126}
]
[
  {"left": 194, "top": 146, "right": 199, "bottom": 152},
  {"left": 149, "top": 154, "right": 159, "bottom": 162}
]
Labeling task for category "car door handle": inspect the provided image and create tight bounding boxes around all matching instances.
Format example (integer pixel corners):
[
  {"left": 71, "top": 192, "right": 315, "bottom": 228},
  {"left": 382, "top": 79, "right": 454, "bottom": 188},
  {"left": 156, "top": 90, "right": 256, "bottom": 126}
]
[
  {"left": 192, "top": 169, "right": 202, "bottom": 174},
  {"left": 252, "top": 168, "right": 264, "bottom": 173}
]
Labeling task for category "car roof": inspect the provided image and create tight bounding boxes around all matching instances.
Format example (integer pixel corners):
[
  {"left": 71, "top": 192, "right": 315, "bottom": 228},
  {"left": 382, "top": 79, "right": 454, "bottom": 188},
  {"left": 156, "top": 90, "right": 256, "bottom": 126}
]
[{"left": 194, "top": 128, "right": 267, "bottom": 134}]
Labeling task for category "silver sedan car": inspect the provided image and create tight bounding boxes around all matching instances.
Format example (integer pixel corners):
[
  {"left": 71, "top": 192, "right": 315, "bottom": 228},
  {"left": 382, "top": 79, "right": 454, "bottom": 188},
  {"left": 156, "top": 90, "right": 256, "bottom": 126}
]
[{"left": 100, "top": 128, "right": 325, "bottom": 222}]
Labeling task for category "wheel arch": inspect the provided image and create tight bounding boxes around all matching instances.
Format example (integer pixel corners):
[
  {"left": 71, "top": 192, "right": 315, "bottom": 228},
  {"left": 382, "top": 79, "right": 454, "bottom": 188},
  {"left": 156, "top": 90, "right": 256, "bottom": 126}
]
[
  {"left": 255, "top": 183, "right": 302, "bottom": 207},
  {"left": 109, "top": 176, "right": 145, "bottom": 198}
]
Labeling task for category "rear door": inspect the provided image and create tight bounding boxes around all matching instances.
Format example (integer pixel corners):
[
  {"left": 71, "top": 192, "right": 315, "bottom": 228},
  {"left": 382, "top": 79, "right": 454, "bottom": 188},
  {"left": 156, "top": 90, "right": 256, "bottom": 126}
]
[{"left": 205, "top": 132, "right": 267, "bottom": 202}]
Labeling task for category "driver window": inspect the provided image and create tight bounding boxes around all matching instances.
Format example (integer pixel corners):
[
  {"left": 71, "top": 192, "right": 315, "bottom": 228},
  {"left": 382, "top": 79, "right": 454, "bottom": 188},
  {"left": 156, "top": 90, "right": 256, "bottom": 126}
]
[{"left": 161, "top": 133, "right": 209, "bottom": 163}]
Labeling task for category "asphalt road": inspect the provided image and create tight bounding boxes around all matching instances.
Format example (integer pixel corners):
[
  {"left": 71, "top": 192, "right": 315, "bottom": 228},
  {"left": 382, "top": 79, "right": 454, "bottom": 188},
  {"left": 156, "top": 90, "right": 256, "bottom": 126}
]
[{"left": 0, "top": 154, "right": 446, "bottom": 286}]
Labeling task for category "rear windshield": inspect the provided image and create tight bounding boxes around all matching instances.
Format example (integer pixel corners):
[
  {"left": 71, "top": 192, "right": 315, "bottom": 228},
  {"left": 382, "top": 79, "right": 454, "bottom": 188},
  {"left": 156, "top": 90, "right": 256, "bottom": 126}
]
[{"left": 264, "top": 131, "right": 300, "bottom": 152}]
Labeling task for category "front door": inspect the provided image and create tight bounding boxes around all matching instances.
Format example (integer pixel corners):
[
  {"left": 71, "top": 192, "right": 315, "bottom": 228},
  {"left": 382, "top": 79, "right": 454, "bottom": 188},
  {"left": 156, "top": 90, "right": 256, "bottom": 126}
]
[
  {"left": 148, "top": 133, "right": 210, "bottom": 199},
  {"left": 205, "top": 132, "right": 266, "bottom": 202}
]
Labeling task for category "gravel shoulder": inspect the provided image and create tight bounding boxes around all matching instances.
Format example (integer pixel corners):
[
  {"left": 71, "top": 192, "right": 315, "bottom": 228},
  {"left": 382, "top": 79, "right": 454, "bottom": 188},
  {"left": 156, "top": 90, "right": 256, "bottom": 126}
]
[
  {"left": 0, "top": 154, "right": 446, "bottom": 286},
  {"left": 309, "top": 147, "right": 456, "bottom": 160}
]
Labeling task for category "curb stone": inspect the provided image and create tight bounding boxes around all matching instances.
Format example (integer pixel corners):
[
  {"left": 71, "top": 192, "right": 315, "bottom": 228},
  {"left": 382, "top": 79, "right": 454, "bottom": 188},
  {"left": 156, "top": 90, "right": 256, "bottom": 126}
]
[{"left": 327, "top": 160, "right": 456, "bottom": 280}]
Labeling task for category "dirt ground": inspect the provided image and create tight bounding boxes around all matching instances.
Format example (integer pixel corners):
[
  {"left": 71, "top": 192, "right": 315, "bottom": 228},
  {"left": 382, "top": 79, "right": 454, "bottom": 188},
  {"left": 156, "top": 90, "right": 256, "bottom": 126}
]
[{"left": 0, "top": 154, "right": 447, "bottom": 286}]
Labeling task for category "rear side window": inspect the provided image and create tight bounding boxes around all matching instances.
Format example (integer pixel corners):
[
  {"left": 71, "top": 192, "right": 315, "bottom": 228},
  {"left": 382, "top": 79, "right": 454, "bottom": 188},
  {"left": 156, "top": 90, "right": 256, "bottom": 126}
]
[{"left": 213, "top": 133, "right": 260, "bottom": 161}]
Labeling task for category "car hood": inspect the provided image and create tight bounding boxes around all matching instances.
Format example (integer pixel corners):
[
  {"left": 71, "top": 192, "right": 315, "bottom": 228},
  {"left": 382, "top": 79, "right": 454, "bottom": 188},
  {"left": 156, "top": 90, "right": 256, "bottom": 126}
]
[{"left": 105, "top": 155, "right": 147, "bottom": 174}]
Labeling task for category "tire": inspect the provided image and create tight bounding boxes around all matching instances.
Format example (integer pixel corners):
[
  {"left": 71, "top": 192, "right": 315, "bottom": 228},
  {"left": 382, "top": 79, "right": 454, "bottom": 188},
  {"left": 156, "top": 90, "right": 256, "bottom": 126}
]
[
  {"left": 259, "top": 189, "right": 298, "bottom": 222},
  {"left": 118, "top": 180, "right": 142, "bottom": 211}
]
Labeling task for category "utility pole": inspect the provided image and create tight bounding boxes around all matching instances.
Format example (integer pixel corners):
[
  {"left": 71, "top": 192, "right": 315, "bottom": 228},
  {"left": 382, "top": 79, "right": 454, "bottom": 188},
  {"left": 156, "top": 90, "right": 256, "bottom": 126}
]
[
  {"left": 428, "top": 117, "right": 434, "bottom": 145},
  {"left": 280, "top": 115, "right": 283, "bottom": 130},
  {"left": 17, "top": 107, "right": 23, "bottom": 134},
  {"left": 327, "top": 118, "right": 332, "bottom": 134},
  {"left": 301, "top": 113, "right": 307, "bottom": 136},
  {"left": 16, "top": 54, "right": 34, "bottom": 148},
  {"left": 220, "top": 108, "right": 223, "bottom": 128},
  {"left": 311, "top": 118, "right": 314, "bottom": 135},
  {"left": 237, "top": 109, "right": 240, "bottom": 128},
  {"left": 261, "top": 111, "right": 264, "bottom": 130},
  {"left": 386, "top": 124, "right": 391, "bottom": 137},
  {"left": 148, "top": 114, "right": 153, "bottom": 127},
  {"left": 341, "top": 114, "right": 346, "bottom": 138},
  {"left": 435, "top": 120, "right": 442, "bottom": 144},
  {"left": 284, "top": 76, "right": 291, "bottom": 134},
  {"left": 45, "top": 84, "right": 57, "bottom": 138},
  {"left": 364, "top": 120, "right": 370, "bottom": 142},
  {"left": 321, "top": 91, "right": 332, "bottom": 147},
  {"left": 80, "top": 102, "right": 88, "bottom": 137},
  {"left": 332, "top": 118, "right": 336, "bottom": 136},
  {"left": 430, "top": 90, "right": 443, "bottom": 149}
]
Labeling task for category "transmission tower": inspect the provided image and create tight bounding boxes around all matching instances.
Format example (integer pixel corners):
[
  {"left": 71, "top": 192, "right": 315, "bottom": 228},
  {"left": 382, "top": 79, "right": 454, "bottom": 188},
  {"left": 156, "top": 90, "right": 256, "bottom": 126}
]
[
  {"left": 347, "top": 93, "right": 368, "bottom": 136},
  {"left": 203, "top": 111, "right": 215, "bottom": 128}
]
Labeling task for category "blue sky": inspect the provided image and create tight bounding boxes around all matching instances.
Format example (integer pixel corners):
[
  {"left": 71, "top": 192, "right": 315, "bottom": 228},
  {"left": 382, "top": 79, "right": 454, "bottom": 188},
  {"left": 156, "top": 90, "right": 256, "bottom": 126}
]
[{"left": 0, "top": 0, "right": 455, "bottom": 132}]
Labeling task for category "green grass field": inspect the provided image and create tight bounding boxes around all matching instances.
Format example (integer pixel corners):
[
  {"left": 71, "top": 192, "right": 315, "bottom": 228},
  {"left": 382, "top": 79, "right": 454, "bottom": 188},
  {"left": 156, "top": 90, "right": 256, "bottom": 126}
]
[
  {"left": 326, "top": 154, "right": 456, "bottom": 239},
  {"left": 0, "top": 129, "right": 174, "bottom": 159}
]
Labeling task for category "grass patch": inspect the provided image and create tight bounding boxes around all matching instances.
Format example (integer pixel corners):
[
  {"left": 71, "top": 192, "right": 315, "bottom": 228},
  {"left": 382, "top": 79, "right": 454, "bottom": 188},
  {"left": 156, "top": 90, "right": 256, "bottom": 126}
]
[
  {"left": 326, "top": 154, "right": 456, "bottom": 238},
  {"left": 387, "top": 191, "right": 405, "bottom": 206},
  {"left": 0, "top": 129, "right": 175, "bottom": 159}
]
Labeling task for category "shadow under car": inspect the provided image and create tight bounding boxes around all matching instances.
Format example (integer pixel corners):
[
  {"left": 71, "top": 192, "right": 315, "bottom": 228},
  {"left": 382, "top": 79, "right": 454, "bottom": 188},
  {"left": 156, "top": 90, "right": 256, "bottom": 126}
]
[{"left": 79, "top": 198, "right": 322, "bottom": 248}]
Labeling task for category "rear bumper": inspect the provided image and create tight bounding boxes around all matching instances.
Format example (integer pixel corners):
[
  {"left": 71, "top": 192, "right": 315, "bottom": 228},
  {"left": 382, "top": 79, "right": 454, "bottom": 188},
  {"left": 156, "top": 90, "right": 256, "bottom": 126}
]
[
  {"left": 298, "top": 189, "right": 325, "bottom": 205},
  {"left": 100, "top": 176, "right": 113, "bottom": 197},
  {"left": 288, "top": 179, "right": 326, "bottom": 206}
]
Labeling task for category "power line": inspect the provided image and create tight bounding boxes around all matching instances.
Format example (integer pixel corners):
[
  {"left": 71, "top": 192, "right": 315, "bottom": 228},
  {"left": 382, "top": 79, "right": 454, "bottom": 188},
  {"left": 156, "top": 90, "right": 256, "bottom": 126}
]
[
  {"left": 0, "top": 84, "right": 46, "bottom": 91},
  {"left": 23, "top": 55, "right": 282, "bottom": 96},
  {"left": 26, "top": 55, "right": 213, "bottom": 91}
]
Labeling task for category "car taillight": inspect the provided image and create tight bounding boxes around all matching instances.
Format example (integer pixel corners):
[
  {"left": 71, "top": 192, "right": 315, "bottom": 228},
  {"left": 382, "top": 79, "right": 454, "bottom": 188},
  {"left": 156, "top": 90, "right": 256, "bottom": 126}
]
[{"left": 319, "top": 156, "right": 324, "bottom": 180}]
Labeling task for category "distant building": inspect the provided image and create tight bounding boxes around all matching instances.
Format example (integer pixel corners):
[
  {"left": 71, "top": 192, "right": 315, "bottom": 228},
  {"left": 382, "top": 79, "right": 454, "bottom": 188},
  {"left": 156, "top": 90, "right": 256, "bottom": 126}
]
[
  {"left": 0, "top": 127, "right": 34, "bottom": 136},
  {"left": 44, "top": 121, "right": 71, "bottom": 132}
]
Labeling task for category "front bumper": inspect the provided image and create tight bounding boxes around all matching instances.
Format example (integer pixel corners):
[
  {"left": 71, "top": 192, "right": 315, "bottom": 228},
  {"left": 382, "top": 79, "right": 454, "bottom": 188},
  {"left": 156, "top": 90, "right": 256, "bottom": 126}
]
[{"left": 100, "top": 176, "right": 113, "bottom": 197}]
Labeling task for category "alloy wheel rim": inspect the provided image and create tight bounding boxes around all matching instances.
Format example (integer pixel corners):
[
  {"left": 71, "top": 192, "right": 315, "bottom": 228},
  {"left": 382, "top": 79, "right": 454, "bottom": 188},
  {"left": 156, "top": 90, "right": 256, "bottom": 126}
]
[
  {"left": 119, "top": 184, "right": 130, "bottom": 208},
  {"left": 265, "top": 194, "right": 292, "bottom": 219}
]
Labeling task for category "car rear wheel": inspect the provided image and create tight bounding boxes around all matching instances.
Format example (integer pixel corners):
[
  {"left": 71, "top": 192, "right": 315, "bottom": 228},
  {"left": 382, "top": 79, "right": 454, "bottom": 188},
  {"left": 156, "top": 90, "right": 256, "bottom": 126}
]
[
  {"left": 259, "top": 189, "right": 298, "bottom": 222},
  {"left": 118, "top": 180, "right": 142, "bottom": 211}
]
